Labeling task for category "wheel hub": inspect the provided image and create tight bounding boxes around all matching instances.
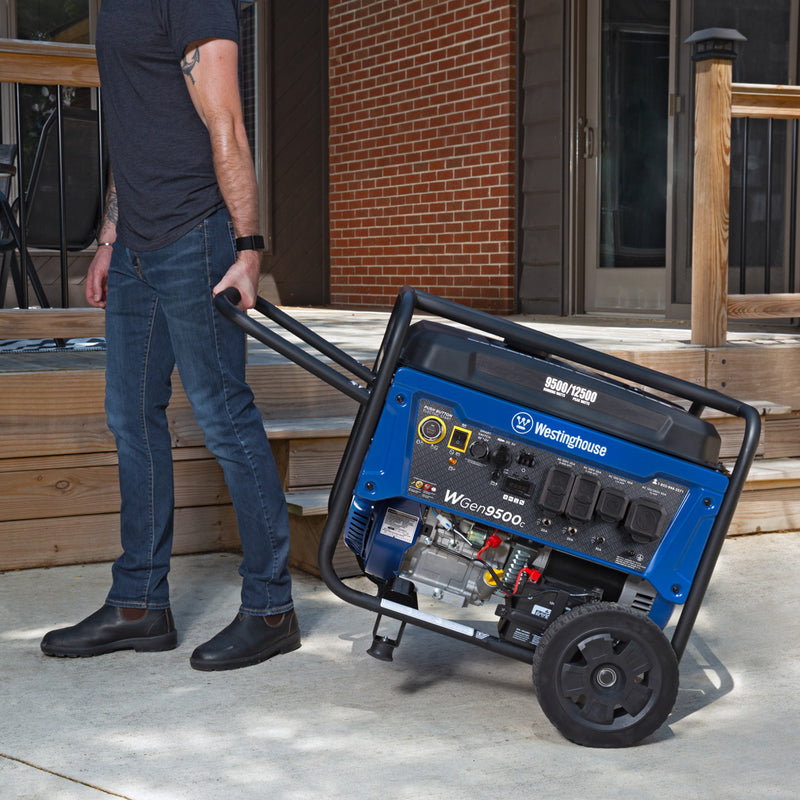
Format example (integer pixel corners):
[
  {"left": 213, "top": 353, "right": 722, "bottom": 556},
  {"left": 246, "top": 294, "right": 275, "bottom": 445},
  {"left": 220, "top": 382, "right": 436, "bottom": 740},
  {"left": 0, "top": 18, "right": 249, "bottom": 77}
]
[{"left": 593, "top": 665, "right": 620, "bottom": 689}]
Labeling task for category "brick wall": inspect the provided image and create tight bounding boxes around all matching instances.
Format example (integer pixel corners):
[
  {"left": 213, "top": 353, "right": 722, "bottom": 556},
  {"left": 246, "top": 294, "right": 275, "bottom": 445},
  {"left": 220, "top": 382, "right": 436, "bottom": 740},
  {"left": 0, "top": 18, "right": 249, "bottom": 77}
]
[{"left": 328, "top": 0, "right": 517, "bottom": 312}]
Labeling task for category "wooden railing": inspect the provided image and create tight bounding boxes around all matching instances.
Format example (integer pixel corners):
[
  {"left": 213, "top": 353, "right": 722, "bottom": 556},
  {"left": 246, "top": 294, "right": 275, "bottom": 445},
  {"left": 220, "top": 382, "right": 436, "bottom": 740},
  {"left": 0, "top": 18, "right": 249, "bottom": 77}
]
[
  {"left": 727, "top": 83, "right": 800, "bottom": 320},
  {"left": 0, "top": 39, "right": 104, "bottom": 334},
  {"left": 0, "top": 39, "right": 99, "bottom": 87},
  {"left": 690, "top": 31, "right": 800, "bottom": 346}
]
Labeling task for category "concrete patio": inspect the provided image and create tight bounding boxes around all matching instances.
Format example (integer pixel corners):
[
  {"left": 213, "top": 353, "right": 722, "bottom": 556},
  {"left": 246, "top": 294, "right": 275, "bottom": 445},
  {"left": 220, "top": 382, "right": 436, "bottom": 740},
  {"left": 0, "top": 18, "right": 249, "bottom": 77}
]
[{"left": 1, "top": 529, "right": 798, "bottom": 799}]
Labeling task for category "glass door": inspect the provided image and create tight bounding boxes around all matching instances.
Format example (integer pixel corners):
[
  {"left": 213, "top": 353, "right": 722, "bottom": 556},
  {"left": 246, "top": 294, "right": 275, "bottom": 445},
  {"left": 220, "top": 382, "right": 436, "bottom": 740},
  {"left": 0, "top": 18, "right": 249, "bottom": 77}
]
[{"left": 582, "top": 0, "right": 671, "bottom": 314}]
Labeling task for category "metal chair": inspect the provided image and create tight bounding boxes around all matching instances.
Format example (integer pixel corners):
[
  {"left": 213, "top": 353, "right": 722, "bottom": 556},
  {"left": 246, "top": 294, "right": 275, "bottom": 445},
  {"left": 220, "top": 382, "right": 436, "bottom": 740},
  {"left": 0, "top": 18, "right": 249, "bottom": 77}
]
[
  {"left": 0, "top": 143, "right": 51, "bottom": 308},
  {"left": 0, "top": 106, "right": 105, "bottom": 308}
]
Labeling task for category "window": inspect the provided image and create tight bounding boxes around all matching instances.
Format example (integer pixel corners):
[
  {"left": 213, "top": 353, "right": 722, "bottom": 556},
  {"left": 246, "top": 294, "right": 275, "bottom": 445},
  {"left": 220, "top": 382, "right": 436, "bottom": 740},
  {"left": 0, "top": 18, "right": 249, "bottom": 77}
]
[{"left": 15, "top": 0, "right": 97, "bottom": 43}]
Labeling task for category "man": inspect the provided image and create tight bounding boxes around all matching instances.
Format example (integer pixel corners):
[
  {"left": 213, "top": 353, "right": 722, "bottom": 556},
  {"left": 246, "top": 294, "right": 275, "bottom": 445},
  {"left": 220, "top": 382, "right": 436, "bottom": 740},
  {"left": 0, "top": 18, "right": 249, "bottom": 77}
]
[{"left": 40, "top": 0, "right": 299, "bottom": 671}]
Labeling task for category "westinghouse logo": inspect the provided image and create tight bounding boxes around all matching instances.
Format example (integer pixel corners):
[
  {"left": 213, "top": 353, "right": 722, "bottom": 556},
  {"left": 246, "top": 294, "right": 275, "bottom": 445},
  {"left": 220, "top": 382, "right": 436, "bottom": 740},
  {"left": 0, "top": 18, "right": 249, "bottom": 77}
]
[
  {"left": 533, "top": 421, "right": 608, "bottom": 457},
  {"left": 511, "top": 411, "right": 534, "bottom": 435}
]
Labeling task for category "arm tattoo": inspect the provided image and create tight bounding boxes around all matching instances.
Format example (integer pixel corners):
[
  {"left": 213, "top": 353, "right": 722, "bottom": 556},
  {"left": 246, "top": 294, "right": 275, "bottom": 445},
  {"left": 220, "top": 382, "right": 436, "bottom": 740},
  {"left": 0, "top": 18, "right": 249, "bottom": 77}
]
[
  {"left": 104, "top": 184, "right": 119, "bottom": 226},
  {"left": 181, "top": 48, "right": 200, "bottom": 85}
]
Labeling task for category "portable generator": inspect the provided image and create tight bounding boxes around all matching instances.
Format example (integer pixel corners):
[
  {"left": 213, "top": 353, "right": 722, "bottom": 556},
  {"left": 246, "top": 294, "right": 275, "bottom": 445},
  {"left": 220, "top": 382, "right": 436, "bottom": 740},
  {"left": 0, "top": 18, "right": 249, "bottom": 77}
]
[{"left": 216, "top": 286, "right": 759, "bottom": 748}]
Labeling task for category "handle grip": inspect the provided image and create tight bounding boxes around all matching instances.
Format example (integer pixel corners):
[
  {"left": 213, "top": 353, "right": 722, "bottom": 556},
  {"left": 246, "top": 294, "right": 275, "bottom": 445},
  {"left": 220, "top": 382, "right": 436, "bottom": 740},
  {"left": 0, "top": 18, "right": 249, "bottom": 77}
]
[
  {"left": 213, "top": 287, "right": 372, "bottom": 404},
  {"left": 216, "top": 286, "right": 242, "bottom": 307}
]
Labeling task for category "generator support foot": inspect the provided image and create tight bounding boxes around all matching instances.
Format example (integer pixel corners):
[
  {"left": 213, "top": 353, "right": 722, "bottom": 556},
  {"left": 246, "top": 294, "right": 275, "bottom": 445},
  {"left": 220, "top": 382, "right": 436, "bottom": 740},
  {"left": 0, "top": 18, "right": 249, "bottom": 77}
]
[{"left": 367, "top": 616, "right": 407, "bottom": 661}]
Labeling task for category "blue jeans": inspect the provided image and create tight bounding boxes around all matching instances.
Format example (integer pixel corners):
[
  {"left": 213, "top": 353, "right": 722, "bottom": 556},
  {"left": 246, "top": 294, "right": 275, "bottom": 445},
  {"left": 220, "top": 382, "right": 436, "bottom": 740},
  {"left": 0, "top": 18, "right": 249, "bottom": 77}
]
[{"left": 103, "top": 208, "right": 293, "bottom": 616}]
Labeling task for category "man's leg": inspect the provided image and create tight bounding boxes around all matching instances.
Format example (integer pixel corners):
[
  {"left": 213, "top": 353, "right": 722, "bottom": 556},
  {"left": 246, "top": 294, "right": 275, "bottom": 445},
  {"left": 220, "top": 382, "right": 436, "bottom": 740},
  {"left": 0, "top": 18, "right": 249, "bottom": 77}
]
[
  {"left": 41, "top": 246, "right": 177, "bottom": 657},
  {"left": 104, "top": 248, "right": 177, "bottom": 610},
  {"left": 140, "top": 210, "right": 297, "bottom": 669}
]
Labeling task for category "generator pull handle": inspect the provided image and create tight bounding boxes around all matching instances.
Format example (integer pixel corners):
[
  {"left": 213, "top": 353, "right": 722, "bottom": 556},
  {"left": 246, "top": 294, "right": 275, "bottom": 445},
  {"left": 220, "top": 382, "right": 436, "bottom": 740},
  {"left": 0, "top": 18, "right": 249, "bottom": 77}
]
[{"left": 214, "top": 287, "right": 373, "bottom": 404}]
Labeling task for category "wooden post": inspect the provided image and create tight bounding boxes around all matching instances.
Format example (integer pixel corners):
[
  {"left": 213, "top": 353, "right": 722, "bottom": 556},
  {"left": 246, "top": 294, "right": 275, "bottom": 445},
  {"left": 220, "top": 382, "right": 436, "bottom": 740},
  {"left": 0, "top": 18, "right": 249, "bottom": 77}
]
[{"left": 686, "top": 29, "right": 745, "bottom": 347}]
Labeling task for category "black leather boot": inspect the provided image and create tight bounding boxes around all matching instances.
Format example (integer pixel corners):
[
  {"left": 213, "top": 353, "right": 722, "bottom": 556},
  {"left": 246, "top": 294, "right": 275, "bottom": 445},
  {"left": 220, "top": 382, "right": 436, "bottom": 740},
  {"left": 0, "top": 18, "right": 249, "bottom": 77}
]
[
  {"left": 190, "top": 610, "right": 301, "bottom": 671},
  {"left": 40, "top": 604, "right": 177, "bottom": 657}
]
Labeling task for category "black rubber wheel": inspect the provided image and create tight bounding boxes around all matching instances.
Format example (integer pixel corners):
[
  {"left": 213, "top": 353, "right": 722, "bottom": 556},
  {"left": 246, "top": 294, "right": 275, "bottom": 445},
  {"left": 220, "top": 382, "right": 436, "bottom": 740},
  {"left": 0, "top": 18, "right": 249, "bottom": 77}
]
[{"left": 532, "top": 602, "right": 679, "bottom": 748}]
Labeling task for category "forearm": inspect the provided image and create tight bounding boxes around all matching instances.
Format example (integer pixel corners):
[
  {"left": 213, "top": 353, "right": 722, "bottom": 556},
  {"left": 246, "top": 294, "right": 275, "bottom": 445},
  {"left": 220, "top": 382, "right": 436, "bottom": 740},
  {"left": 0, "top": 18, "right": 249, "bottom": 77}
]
[
  {"left": 97, "top": 173, "right": 118, "bottom": 244},
  {"left": 87, "top": 173, "right": 116, "bottom": 308},
  {"left": 206, "top": 113, "right": 262, "bottom": 306},
  {"left": 209, "top": 119, "right": 259, "bottom": 238}
]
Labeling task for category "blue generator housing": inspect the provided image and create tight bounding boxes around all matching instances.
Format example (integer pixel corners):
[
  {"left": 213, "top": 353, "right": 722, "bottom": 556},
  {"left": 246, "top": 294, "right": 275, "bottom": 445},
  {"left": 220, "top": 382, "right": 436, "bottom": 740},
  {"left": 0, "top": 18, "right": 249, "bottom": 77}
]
[{"left": 345, "top": 322, "right": 729, "bottom": 636}]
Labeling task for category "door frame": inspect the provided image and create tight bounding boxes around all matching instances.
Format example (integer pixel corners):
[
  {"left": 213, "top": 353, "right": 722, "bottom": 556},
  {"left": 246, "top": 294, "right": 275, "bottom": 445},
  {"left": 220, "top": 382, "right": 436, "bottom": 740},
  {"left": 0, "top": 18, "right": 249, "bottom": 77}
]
[{"left": 567, "top": 0, "right": 681, "bottom": 317}]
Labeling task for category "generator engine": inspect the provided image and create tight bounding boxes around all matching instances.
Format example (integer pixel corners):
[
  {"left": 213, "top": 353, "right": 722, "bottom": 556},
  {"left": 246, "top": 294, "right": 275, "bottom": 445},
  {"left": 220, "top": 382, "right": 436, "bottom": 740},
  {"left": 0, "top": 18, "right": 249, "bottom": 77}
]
[
  {"left": 397, "top": 508, "right": 512, "bottom": 607},
  {"left": 374, "top": 505, "right": 657, "bottom": 648}
]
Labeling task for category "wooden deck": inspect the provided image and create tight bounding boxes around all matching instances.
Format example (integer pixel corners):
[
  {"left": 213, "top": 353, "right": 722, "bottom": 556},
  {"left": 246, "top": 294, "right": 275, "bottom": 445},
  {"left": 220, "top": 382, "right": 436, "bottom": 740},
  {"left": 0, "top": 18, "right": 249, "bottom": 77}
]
[{"left": 2, "top": 307, "right": 800, "bottom": 572}]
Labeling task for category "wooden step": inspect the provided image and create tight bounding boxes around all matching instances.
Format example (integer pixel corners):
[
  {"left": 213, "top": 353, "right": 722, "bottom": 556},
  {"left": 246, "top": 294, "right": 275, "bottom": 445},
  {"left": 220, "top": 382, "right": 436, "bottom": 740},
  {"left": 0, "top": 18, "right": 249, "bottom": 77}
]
[
  {"left": 0, "top": 307, "right": 105, "bottom": 339},
  {"left": 267, "top": 416, "right": 351, "bottom": 491},
  {"left": 0, "top": 457, "right": 230, "bottom": 522},
  {"left": 0, "top": 416, "right": 352, "bottom": 571},
  {"left": 0, "top": 358, "right": 357, "bottom": 459},
  {"left": 285, "top": 487, "right": 361, "bottom": 578},
  {"left": 741, "top": 457, "right": 800, "bottom": 490},
  {"left": 728, "top": 456, "right": 800, "bottom": 535},
  {"left": 0, "top": 346, "right": 356, "bottom": 571},
  {"left": 0, "top": 505, "right": 239, "bottom": 570},
  {"left": 286, "top": 487, "right": 330, "bottom": 516}
]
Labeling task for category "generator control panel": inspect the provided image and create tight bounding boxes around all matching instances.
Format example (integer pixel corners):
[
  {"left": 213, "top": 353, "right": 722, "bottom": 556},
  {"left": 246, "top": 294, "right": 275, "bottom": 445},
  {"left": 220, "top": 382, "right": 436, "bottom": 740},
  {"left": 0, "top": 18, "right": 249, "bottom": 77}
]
[{"left": 405, "top": 398, "right": 688, "bottom": 575}]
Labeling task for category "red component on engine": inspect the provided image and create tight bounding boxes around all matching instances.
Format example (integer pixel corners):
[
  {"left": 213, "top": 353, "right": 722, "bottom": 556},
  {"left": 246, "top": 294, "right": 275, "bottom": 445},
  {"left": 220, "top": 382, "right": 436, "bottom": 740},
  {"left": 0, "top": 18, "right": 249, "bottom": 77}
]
[
  {"left": 477, "top": 534, "right": 503, "bottom": 559},
  {"left": 513, "top": 567, "right": 542, "bottom": 594}
]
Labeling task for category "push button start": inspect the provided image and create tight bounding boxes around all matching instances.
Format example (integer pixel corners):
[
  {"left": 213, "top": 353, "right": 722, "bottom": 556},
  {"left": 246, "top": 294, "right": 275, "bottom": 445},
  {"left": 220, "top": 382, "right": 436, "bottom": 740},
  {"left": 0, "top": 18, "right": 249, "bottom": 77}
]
[{"left": 418, "top": 416, "right": 446, "bottom": 444}]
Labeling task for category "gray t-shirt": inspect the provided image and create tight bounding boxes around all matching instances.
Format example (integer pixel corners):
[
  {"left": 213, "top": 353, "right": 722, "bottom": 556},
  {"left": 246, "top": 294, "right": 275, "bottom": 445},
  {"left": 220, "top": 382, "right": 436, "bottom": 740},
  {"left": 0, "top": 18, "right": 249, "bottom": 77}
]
[{"left": 96, "top": 0, "right": 239, "bottom": 250}]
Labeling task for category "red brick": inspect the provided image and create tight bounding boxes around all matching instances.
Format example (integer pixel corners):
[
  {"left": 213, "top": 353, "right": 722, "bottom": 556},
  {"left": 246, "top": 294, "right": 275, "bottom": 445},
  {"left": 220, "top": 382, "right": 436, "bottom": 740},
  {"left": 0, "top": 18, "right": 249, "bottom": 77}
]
[{"left": 329, "top": 0, "right": 516, "bottom": 314}]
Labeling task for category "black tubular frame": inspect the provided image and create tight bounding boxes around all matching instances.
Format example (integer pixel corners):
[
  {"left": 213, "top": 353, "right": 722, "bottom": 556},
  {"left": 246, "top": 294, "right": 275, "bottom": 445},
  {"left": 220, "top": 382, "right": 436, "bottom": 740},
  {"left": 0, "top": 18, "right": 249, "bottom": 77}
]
[{"left": 215, "top": 286, "right": 761, "bottom": 663}]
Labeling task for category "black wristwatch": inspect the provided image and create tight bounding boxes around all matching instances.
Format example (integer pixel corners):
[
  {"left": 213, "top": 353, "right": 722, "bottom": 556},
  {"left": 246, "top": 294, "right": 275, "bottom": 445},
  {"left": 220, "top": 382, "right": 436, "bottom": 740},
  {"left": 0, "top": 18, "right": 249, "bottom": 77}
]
[{"left": 235, "top": 235, "right": 265, "bottom": 252}]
